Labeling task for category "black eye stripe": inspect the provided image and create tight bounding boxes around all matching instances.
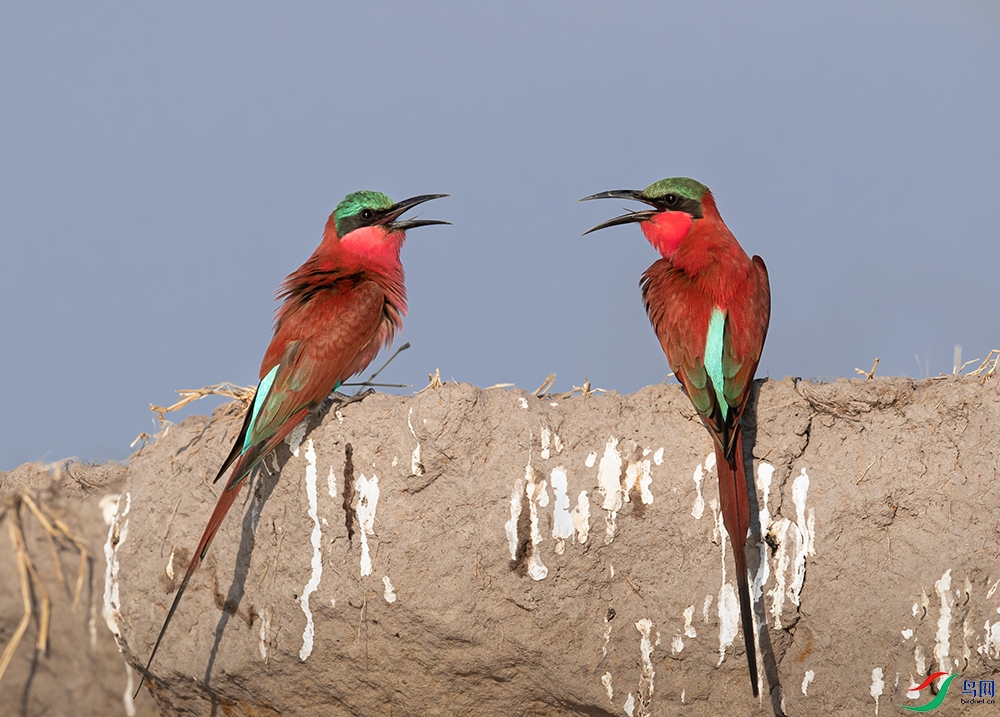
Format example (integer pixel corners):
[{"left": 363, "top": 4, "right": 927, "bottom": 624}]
[{"left": 651, "top": 194, "right": 703, "bottom": 219}]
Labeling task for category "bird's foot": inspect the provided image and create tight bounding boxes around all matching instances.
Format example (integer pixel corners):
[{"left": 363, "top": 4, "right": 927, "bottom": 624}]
[{"left": 323, "top": 388, "right": 375, "bottom": 411}]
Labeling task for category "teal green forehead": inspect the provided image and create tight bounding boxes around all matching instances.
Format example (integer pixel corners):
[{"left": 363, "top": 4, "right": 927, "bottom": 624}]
[
  {"left": 334, "top": 190, "right": 394, "bottom": 224},
  {"left": 642, "top": 177, "right": 708, "bottom": 201}
]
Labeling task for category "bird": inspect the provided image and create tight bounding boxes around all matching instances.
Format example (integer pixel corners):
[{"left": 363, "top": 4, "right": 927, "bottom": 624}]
[
  {"left": 582, "top": 177, "right": 770, "bottom": 696},
  {"left": 136, "top": 190, "right": 449, "bottom": 694}
]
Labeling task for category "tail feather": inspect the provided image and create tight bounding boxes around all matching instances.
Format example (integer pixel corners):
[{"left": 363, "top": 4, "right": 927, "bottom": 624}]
[{"left": 715, "top": 429, "right": 759, "bottom": 697}]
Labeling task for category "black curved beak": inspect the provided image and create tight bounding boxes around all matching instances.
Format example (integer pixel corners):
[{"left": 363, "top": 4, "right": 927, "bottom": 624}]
[
  {"left": 381, "top": 194, "right": 451, "bottom": 231},
  {"left": 579, "top": 189, "right": 658, "bottom": 235}
]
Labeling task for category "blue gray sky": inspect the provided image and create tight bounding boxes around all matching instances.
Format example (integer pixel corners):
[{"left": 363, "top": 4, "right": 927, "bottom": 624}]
[{"left": 2, "top": 2, "right": 998, "bottom": 470}]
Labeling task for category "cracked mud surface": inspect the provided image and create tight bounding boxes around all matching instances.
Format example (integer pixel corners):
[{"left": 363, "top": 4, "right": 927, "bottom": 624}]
[{"left": 2, "top": 376, "right": 999, "bottom": 716}]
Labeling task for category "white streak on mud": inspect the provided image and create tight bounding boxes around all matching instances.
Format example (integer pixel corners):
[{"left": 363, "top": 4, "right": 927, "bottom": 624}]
[
  {"left": 683, "top": 605, "right": 697, "bottom": 638},
  {"left": 767, "top": 518, "right": 791, "bottom": 628},
  {"left": 601, "top": 672, "right": 614, "bottom": 702},
  {"left": 602, "top": 613, "right": 613, "bottom": 657},
  {"left": 382, "top": 575, "right": 397, "bottom": 603},
  {"left": 624, "top": 456, "right": 654, "bottom": 505},
  {"left": 702, "top": 594, "right": 713, "bottom": 623},
  {"left": 802, "top": 669, "right": 815, "bottom": 696},
  {"left": 987, "top": 578, "right": 1000, "bottom": 599},
  {"left": 691, "top": 457, "right": 708, "bottom": 519},
  {"left": 299, "top": 440, "right": 322, "bottom": 661},
  {"left": 871, "top": 667, "right": 885, "bottom": 717},
  {"left": 623, "top": 692, "right": 635, "bottom": 716},
  {"left": 259, "top": 609, "right": 271, "bottom": 661},
  {"left": 934, "top": 569, "right": 953, "bottom": 673},
  {"left": 754, "top": 463, "right": 775, "bottom": 601},
  {"left": 901, "top": 629, "right": 914, "bottom": 640},
  {"left": 767, "top": 468, "right": 815, "bottom": 629},
  {"left": 585, "top": 451, "right": 597, "bottom": 468},
  {"left": 550, "top": 466, "right": 574, "bottom": 554},
  {"left": 710, "top": 498, "right": 720, "bottom": 543},
  {"left": 597, "top": 438, "right": 624, "bottom": 544},
  {"left": 653, "top": 447, "right": 664, "bottom": 465},
  {"left": 355, "top": 473, "right": 380, "bottom": 576},
  {"left": 540, "top": 427, "right": 552, "bottom": 459},
  {"left": 165, "top": 548, "right": 175, "bottom": 581},
  {"left": 716, "top": 511, "right": 739, "bottom": 664},
  {"left": 572, "top": 491, "right": 590, "bottom": 544},
  {"left": 673, "top": 605, "right": 694, "bottom": 653},
  {"left": 505, "top": 476, "right": 524, "bottom": 560},
  {"left": 635, "top": 618, "right": 655, "bottom": 711},
  {"left": 790, "top": 468, "right": 815, "bottom": 605},
  {"left": 123, "top": 662, "right": 136, "bottom": 717},
  {"left": 520, "top": 397, "right": 529, "bottom": 409},
  {"left": 407, "top": 408, "right": 424, "bottom": 476},
  {"left": 525, "top": 464, "right": 549, "bottom": 580},
  {"left": 913, "top": 643, "right": 927, "bottom": 685},
  {"left": 981, "top": 620, "right": 1000, "bottom": 658},
  {"left": 287, "top": 418, "right": 309, "bottom": 456},
  {"left": 963, "top": 612, "right": 973, "bottom": 670},
  {"left": 327, "top": 467, "right": 337, "bottom": 499},
  {"left": 103, "top": 492, "right": 131, "bottom": 642},
  {"left": 553, "top": 432, "right": 564, "bottom": 454}
]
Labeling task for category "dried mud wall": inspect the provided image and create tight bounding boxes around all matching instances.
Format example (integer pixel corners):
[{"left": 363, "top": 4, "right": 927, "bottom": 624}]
[{"left": 2, "top": 376, "right": 999, "bottom": 716}]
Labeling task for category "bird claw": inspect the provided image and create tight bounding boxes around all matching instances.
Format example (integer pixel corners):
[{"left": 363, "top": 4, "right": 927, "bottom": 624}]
[{"left": 325, "top": 388, "right": 375, "bottom": 409}]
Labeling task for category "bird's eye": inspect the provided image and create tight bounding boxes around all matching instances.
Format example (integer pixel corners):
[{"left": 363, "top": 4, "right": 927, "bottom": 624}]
[
  {"left": 360, "top": 208, "right": 374, "bottom": 221},
  {"left": 665, "top": 194, "right": 678, "bottom": 205}
]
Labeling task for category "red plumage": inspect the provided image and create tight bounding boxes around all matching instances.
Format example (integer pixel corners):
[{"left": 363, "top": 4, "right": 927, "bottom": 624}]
[
  {"left": 585, "top": 179, "right": 770, "bottom": 696},
  {"left": 137, "top": 192, "right": 446, "bottom": 694}
]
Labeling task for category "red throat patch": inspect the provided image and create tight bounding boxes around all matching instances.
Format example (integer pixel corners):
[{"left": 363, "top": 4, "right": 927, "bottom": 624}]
[
  {"left": 338, "top": 225, "right": 405, "bottom": 268},
  {"left": 640, "top": 211, "right": 694, "bottom": 258}
]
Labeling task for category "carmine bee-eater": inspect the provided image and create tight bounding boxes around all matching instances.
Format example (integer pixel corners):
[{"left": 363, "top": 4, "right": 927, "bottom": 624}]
[
  {"left": 582, "top": 178, "right": 770, "bottom": 696},
  {"left": 137, "top": 190, "right": 449, "bottom": 693}
]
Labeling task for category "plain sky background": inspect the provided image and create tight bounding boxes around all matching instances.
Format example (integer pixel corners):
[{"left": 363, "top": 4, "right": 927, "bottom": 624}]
[{"left": 2, "top": 2, "right": 998, "bottom": 470}]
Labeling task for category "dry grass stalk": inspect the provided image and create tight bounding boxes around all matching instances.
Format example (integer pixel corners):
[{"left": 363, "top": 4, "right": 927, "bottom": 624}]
[
  {"left": 533, "top": 374, "right": 556, "bottom": 397},
  {"left": 555, "top": 379, "right": 607, "bottom": 400},
  {"left": 150, "top": 382, "right": 256, "bottom": 425},
  {"left": 966, "top": 349, "right": 1000, "bottom": 380},
  {"left": 854, "top": 357, "right": 880, "bottom": 380},
  {"left": 418, "top": 368, "right": 445, "bottom": 394},
  {"left": 0, "top": 491, "right": 91, "bottom": 688}
]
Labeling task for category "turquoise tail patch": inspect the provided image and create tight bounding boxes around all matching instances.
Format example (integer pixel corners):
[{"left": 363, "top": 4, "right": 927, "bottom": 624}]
[
  {"left": 704, "top": 307, "right": 728, "bottom": 419},
  {"left": 244, "top": 365, "right": 279, "bottom": 452}
]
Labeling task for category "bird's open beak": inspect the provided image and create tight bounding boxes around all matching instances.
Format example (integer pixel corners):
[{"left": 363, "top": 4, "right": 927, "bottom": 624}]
[
  {"left": 381, "top": 194, "right": 451, "bottom": 231},
  {"left": 579, "top": 189, "right": 660, "bottom": 235}
]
